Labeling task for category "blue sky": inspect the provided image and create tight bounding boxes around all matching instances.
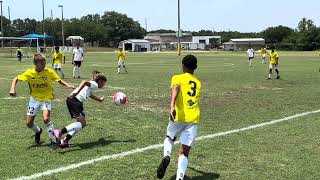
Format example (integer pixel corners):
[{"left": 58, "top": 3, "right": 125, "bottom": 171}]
[{"left": 5, "top": 0, "right": 320, "bottom": 32}]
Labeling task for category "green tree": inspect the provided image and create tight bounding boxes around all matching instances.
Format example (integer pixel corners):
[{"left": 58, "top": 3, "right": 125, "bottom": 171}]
[
  {"left": 101, "top": 11, "right": 146, "bottom": 46},
  {"left": 261, "top": 26, "right": 294, "bottom": 44}
]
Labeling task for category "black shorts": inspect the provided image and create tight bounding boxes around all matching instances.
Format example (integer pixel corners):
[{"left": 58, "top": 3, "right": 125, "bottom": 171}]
[
  {"left": 66, "top": 96, "right": 85, "bottom": 118},
  {"left": 74, "top": 61, "right": 82, "bottom": 67}
]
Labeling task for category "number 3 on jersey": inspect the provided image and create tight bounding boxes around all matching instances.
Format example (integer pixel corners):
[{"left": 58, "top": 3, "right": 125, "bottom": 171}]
[{"left": 187, "top": 81, "right": 197, "bottom": 97}]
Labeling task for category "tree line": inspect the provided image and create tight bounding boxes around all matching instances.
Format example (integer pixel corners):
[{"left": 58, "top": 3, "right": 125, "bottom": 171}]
[
  {"left": 1, "top": 12, "right": 319, "bottom": 50},
  {"left": 2, "top": 11, "right": 146, "bottom": 47}
]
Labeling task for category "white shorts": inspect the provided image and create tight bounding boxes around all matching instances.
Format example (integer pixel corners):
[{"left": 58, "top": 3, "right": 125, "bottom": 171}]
[
  {"left": 262, "top": 54, "right": 267, "bottom": 58},
  {"left": 166, "top": 121, "right": 198, "bottom": 147},
  {"left": 269, "top": 64, "right": 278, "bottom": 69},
  {"left": 27, "top": 97, "right": 52, "bottom": 116},
  {"left": 118, "top": 61, "right": 125, "bottom": 66},
  {"left": 53, "top": 63, "right": 62, "bottom": 69}
]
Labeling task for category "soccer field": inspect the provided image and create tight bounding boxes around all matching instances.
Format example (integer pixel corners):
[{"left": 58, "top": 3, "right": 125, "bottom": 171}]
[{"left": 1, "top": 51, "right": 320, "bottom": 179}]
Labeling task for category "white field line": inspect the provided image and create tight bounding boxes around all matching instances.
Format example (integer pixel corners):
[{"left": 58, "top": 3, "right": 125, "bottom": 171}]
[{"left": 12, "top": 109, "right": 320, "bottom": 180}]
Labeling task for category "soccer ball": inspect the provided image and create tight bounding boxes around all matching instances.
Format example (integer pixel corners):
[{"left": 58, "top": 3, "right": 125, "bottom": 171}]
[{"left": 113, "top": 92, "right": 127, "bottom": 106}]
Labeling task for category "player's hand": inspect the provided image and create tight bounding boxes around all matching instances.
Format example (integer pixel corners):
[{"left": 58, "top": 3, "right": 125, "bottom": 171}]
[
  {"left": 9, "top": 89, "right": 16, "bottom": 97},
  {"left": 169, "top": 108, "right": 176, "bottom": 121},
  {"left": 99, "top": 96, "right": 104, "bottom": 102},
  {"left": 67, "top": 84, "right": 76, "bottom": 89},
  {"left": 72, "top": 61, "right": 74, "bottom": 64}
]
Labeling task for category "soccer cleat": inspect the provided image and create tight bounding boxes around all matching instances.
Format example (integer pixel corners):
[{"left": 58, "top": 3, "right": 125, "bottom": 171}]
[
  {"left": 35, "top": 128, "right": 42, "bottom": 144},
  {"left": 53, "top": 129, "right": 62, "bottom": 140},
  {"left": 116, "top": 72, "right": 120, "bottom": 74},
  {"left": 157, "top": 156, "right": 170, "bottom": 179},
  {"left": 267, "top": 77, "right": 271, "bottom": 80},
  {"left": 60, "top": 139, "right": 70, "bottom": 148},
  {"left": 276, "top": 76, "right": 280, "bottom": 79}
]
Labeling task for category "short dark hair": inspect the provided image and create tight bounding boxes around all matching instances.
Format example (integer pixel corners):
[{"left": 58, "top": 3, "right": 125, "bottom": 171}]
[
  {"left": 270, "top": 46, "right": 275, "bottom": 50},
  {"left": 182, "top": 54, "right": 197, "bottom": 70},
  {"left": 55, "top": 46, "right": 60, "bottom": 50}
]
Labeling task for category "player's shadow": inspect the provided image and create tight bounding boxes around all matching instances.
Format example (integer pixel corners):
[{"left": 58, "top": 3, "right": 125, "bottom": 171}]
[
  {"left": 58, "top": 137, "right": 136, "bottom": 154},
  {"left": 170, "top": 167, "right": 220, "bottom": 180}
]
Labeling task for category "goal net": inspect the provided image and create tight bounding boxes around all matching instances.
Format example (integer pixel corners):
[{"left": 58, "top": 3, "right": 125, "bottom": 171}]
[{"left": 0, "top": 37, "right": 39, "bottom": 59}]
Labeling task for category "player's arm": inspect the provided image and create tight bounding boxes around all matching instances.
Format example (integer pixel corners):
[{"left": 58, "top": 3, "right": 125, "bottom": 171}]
[
  {"left": 63, "top": 55, "right": 66, "bottom": 64},
  {"left": 9, "top": 77, "right": 19, "bottom": 96},
  {"left": 70, "top": 80, "right": 90, "bottom": 97},
  {"left": 58, "top": 79, "right": 75, "bottom": 89},
  {"left": 52, "top": 57, "right": 55, "bottom": 66},
  {"left": 89, "top": 94, "right": 104, "bottom": 102},
  {"left": 170, "top": 85, "right": 180, "bottom": 120}
]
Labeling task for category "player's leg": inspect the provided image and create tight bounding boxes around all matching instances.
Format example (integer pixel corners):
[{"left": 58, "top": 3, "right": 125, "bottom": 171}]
[
  {"left": 73, "top": 64, "right": 76, "bottom": 78},
  {"left": 53, "top": 97, "right": 85, "bottom": 147},
  {"left": 117, "top": 61, "right": 121, "bottom": 74},
  {"left": 157, "top": 121, "right": 181, "bottom": 179},
  {"left": 267, "top": 64, "right": 273, "bottom": 79},
  {"left": 249, "top": 57, "right": 252, "bottom": 67},
  {"left": 275, "top": 65, "right": 280, "bottom": 79},
  {"left": 60, "top": 115, "right": 86, "bottom": 148},
  {"left": 41, "top": 101, "right": 58, "bottom": 144},
  {"left": 27, "top": 97, "right": 42, "bottom": 144},
  {"left": 77, "top": 63, "right": 81, "bottom": 78},
  {"left": 123, "top": 62, "right": 128, "bottom": 73},
  {"left": 175, "top": 124, "right": 198, "bottom": 180},
  {"left": 58, "top": 68, "right": 65, "bottom": 79}
]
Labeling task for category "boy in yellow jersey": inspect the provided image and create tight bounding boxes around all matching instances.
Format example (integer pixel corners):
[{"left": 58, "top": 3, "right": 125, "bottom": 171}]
[
  {"left": 157, "top": 54, "right": 201, "bottom": 180},
  {"left": 52, "top": 46, "right": 65, "bottom": 78},
  {"left": 17, "top": 46, "right": 23, "bottom": 63},
  {"left": 9, "top": 53, "right": 74, "bottom": 145},
  {"left": 116, "top": 47, "right": 128, "bottom": 74},
  {"left": 267, "top": 46, "right": 280, "bottom": 80},
  {"left": 261, "top": 47, "right": 267, "bottom": 64}
]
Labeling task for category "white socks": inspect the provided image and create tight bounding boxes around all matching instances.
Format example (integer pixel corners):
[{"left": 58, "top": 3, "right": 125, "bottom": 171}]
[
  {"left": 73, "top": 66, "right": 80, "bottom": 77},
  {"left": 176, "top": 155, "right": 188, "bottom": 180},
  {"left": 163, "top": 137, "right": 173, "bottom": 157},
  {"left": 45, "top": 121, "right": 56, "bottom": 142},
  {"left": 30, "top": 123, "right": 41, "bottom": 133},
  {"left": 66, "top": 122, "right": 82, "bottom": 133}
]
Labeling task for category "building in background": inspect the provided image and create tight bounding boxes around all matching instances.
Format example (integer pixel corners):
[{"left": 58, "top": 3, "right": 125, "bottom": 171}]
[
  {"left": 223, "top": 38, "right": 265, "bottom": 50},
  {"left": 121, "top": 39, "right": 151, "bottom": 52}
]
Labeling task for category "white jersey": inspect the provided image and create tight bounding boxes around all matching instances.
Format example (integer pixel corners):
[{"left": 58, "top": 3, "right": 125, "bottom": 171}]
[
  {"left": 71, "top": 81, "right": 98, "bottom": 102},
  {"left": 73, "top": 47, "right": 84, "bottom": 61},
  {"left": 247, "top": 48, "right": 254, "bottom": 58}
]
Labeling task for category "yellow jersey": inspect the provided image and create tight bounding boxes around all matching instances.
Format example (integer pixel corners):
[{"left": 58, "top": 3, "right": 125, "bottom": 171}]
[
  {"left": 171, "top": 73, "right": 201, "bottom": 124},
  {"left": 53, "top": 52, "right": 65, "bottom": 64},
  {"left": 17, "top": 67, "right": 61, "bottom": 101},
  {"left": 269, "top": 51, "right": 279, "bottom": 65},
  {"left": 17, "top": 48, "right": 23, "bottom": 56},
  {"left": 118, "top": 50, "right": 126, "bottom": 62},
  {"left": 261, "top": 48, "right": 267, "bottom": 54}
]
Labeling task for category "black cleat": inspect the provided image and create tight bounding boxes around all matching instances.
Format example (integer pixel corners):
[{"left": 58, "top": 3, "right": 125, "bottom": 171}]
[
  {"left": 276, "top": 76, "right": 280, "bottom": 79},
  {"left": 267, "top": 77, "right": 271, "bottom": 80},
  {"left": 157, "top": 156, "right": 170, "bottom": 179},
  {"left": 35, "top": 128, "right": 42, "bottom": 144}
]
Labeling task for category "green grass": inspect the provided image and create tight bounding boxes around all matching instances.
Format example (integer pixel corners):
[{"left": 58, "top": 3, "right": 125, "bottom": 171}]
[{"left": 1, "top": 51, "right": 320, "bottom": 179}]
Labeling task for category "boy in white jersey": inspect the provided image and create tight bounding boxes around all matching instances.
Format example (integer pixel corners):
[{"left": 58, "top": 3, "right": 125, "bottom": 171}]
[
  {"left": 53, "top": 71, "right": 107, "bottom": 148},
  {"left": 247, "top": 47, "right": 255, "bottom": 67},
  {"left": 72, "top": 44, "right": 84, "bottom": 78}
]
